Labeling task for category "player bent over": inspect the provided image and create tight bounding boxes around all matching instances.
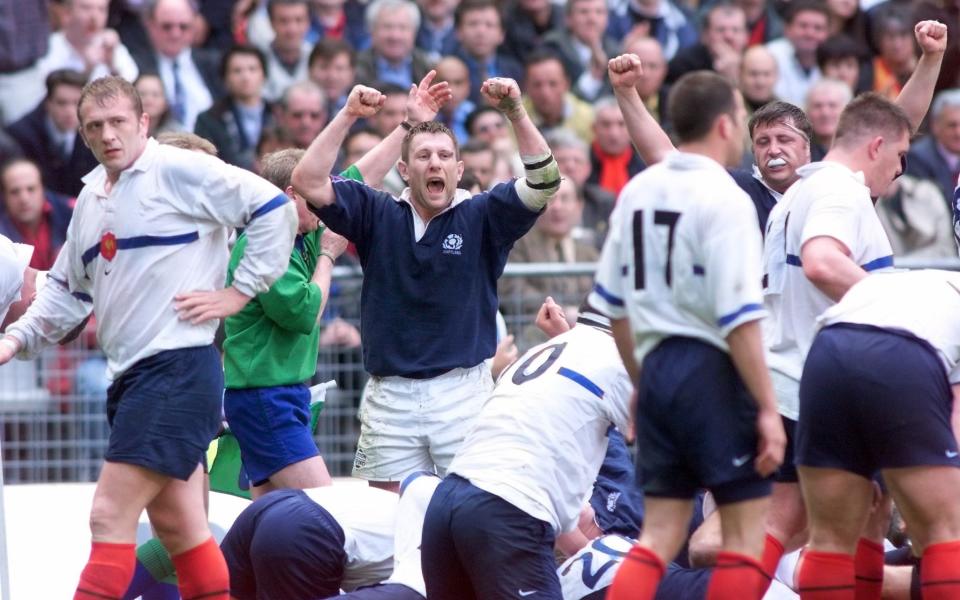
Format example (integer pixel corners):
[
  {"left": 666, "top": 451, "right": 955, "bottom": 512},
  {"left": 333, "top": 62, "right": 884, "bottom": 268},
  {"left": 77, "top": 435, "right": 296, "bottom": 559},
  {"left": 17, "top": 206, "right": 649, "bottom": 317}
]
[
  {"left": 796, "top": 269, "right": 960, "bottom": 600},
  {"left": 593, "top": 71, "right": 785, "bottom": 600}
]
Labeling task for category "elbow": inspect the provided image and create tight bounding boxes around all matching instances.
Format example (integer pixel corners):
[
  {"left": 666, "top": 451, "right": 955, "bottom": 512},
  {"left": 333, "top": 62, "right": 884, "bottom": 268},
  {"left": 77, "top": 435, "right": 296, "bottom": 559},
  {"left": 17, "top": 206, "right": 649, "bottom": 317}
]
[{"left": 801, "top": 257, "right": 832, "bottom": 290}]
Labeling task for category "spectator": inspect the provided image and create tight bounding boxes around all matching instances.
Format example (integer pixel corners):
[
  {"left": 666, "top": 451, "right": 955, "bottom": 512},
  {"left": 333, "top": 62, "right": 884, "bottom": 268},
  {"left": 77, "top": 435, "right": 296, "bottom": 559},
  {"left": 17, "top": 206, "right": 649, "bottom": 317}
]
[
  {"left": 589, "top": 97, "right": 644, "bottom": 196},
  {"left": 869, "top": 4, "right": 917, "bottom": 101},
  {"left": 453, "top": 0, "right": 523, "bottom": 105},
  {"left": 415, "top": 0, "right": 459, "bottom": 62},
  {"left": 308, "top": 38, "right": 356, "bottom": 116},
  {"left": 622, "top": 35, "right": 670, "bottom": 126},
  {"left": 309, "top": 0, "right": 368, "bottom": 51},
  {"left": 135, "top": 73, "right": 182, "bottom": 136},
  {"left": 0, "top": 131, "right": 22, "bottom": 167},
  {"left": 195, "top": 45, "right": 274, "bottom": 170},
  {"left": 341, "top": 127, "right": 383, "bottom": 171},
  {"left": 465, "top": 104, "right": 524, "bottom": 176},
  {"left": 0, "top": 159, "right": 73, "bottom": 270},
  {"left": 607, "top": 0, "right": 698, "bottom": 61},
  {"left": 875, "top": 174, "right": 955, "bottom": 259},
  {"left": 275, "top": 80, "right": 327, "bottom": 149},
  {"left": 736, "top": 0, "right": 784, "bottom": 46},
  {"left": 366, "top": 83, "right": 409, "bottom": 138},
  {"left": 354, "top": 0, "right": 432, "bottom": 89},
  {"left": 766, "top": 0, "right": 830, "bottom": 106},
  {"left": 546, "top": 128, "right": 615, "bottom": 249},
  {"left": 805, "top": 77, "right": 852, "bottom": 160},
  {"left": 503, "top": 0, "right": 565, "bottom": 62},
  {"left": 740, "top": 45, "right": 779, "bottom": 113},
  {"left": 262, "top": 0, "right": 312, "bottom": 102},
  {"left": 667, "top": 2, "right": 749, "bottom": 84},
  {"left": 460, "top": 139, "right": 497, "bottom": 190},
  {"left": 522, "top": 53, "right": 595, "bottom": 143},
  {"left": 0, "top": 0, "right": 50, "bottom": 125},
  {"left": 824, "top": 0, "right": 869, "bottom": 51},
  {"left": 37, "top": 0, "right": 139, "bottom": 83},
  {"left": 905, "top": 89, "right": 960, "bottom": 209},
  {"left": 132, "top": 0, "right": 223, "bottom": 130},
  {"left": 540, "top": 0, "right": 620, "bottom": 102},
  {"left": 6, "top": 69, "right": 98, "bottom": 197},
  {"left": 434, "top": 56, "right": 476, "bottom": 143},
  {"left": 498, "top": 177, "right": 598, "bottom": 323},
  {"left": 816, "top": 33, "right": 867, "bottom": 94},
  {"left": 253, "top": 124, "right": 296, "bottom": 173}
]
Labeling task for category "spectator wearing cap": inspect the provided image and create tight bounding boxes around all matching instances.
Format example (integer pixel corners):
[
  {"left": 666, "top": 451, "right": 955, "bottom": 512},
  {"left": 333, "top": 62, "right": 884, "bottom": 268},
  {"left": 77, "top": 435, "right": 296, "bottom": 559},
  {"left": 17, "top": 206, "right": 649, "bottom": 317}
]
[
  {"left": 766, "top": 0, "right": 830, "bottom": 106},
  {"left": 6, "top": 69, "right": 98, "bottom": 197}
]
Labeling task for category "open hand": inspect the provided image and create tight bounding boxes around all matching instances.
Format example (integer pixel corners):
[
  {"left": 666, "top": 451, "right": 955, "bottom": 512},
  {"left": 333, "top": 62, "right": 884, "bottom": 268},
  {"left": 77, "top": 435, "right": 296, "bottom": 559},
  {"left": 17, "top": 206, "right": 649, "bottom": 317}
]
[
  {"left": 406, "top": 70, "right": 453, "bottom": 125},
  {"left": 175, "top": 287, "right": 251, "bottom": 325}
]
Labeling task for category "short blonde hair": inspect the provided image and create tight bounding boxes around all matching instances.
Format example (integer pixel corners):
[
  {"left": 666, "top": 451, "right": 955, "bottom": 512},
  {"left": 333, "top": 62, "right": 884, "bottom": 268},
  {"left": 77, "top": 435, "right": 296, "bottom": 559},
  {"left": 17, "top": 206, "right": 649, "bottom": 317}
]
[
  {"left": 156, "top": 131, "right": 218, "bottom": 156},
  {"left": 78, "top": 76, "right": 143, "bottom": 125}
]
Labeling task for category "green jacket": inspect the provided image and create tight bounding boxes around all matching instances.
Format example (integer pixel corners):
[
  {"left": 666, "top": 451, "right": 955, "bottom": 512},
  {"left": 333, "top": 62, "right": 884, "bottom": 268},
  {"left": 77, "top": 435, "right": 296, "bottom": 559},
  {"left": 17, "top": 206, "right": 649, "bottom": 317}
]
[{"left": 223, "top": 164, "right": 363, "bottom": 388}]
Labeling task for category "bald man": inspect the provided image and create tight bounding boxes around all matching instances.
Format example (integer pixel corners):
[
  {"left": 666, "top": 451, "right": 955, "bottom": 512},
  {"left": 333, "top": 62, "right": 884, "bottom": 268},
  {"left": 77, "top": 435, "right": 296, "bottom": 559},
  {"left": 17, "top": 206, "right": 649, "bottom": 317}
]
[{"left": 740, "top": 46, "right": 779, "bottom": 112}]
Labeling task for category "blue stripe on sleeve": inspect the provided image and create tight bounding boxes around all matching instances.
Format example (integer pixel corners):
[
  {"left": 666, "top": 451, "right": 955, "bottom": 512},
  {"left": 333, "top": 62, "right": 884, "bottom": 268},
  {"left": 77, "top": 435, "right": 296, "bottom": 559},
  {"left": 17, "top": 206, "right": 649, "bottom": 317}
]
[
  {"left": 786, "top": 254, "right": 802, "bottom": 266},
  {"left": 558, "top": 367, "right": 605, "bottom": 399},
  {"left": 861, "top": 255, "right": 893, "bottom": 271},
  {"left": 81, "top": 244, "right": 101, "bottom": 268},
  {"left": 249, "top": 193, "right": 289, "bottom": 221},
  {"left": 72, "top": 291, "right": 93, "bottom": 303},
  {"left": 717, "top": 303, "right": 764, "bottom": 328},
  {"left": 592, "top": 283, "right": 625, "bottom": 307},
  {"left": 117, "top": 232, "right": 199, "bottom": 250}
]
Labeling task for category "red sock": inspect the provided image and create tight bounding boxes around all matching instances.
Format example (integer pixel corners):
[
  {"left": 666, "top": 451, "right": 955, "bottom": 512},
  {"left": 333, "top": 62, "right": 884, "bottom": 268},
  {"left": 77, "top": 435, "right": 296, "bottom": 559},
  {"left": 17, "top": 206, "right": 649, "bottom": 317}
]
[
  {"left": 706, "top": 551, "right": 771, "bottom": 600},
  {"left": 853, "top": 538, "right": 884, "bottom": 600},
  {"left": 761, "top": 533, "right": 786, "bottom": 577},
  {"left": 607, "top": 545, "right": 665, "bottom": 600},
  {"left": 920, "top": 539, "right": 960, "bottom": 600},
  {"left": 797, "top": 550, "right": 855, "bottom": 599},
  {"left": 170, "top": 537, "right": 230, "bottom": 600},
  {"left": 74, "top": 541, "right": 136, "bottom": 600}
]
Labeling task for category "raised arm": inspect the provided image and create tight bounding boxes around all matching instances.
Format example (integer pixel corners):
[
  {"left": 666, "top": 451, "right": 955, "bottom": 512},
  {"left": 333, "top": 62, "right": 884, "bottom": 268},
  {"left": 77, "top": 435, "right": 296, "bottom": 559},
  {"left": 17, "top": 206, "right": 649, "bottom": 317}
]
[
  {"left": 292, "top": 85, "right": 386, "bottom": 209},
  {"left": 896, "top": 20, "right": 948, "bottom": 132},
  {"left": 352, "top": 71, "right": 452, "bottom": 188},
  {"left": 608, "top": 53, "right": 676, "bottom": 166},
  {"left": 481, "top": 77, "right": 560, "bottom": 209}
]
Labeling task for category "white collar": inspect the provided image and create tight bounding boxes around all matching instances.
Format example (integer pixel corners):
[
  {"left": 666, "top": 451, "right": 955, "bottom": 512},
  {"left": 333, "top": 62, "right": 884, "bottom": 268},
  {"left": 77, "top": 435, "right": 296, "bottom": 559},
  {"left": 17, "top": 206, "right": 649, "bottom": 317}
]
[
  {"left": 751, "top": 164, "right": 784, "bottom": 201},
  {"left": 796, "top": 160, "right": 866, "bottom": 185},
  {"left": 396, "top": 187, "right": 472, "bottom": 241}
]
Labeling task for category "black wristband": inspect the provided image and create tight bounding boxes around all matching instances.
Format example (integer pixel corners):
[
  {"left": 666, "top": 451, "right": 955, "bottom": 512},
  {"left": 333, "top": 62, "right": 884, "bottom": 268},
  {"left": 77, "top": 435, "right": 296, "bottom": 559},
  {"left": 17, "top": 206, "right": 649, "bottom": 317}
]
[{"left": 400, "top": 121, "right": 413, "bottom": 131}]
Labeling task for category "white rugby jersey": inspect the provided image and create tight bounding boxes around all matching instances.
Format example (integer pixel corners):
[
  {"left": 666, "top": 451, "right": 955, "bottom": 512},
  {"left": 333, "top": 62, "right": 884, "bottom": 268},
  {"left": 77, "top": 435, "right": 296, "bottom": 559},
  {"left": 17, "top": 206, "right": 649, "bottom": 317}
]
[
  {"left": 304, "top": 485, "right": 398, "bottom": 592},
  {"left": 5, "top": 139, "right": 296, "bottom": 379},
  {"left": 0, "top": 236, "right": 32, "bottom": 326},
  {"left": 383, "top": 473, "right": 442, "bottom": 595},
  {"left": 762, "top": 161, "right": 894, "bottom": 391},
  {"left": 817, "top": 269, "right": 960, "bottom": 383},
  {"left": 589, "top": 151, "right": 766, "bottom": 363},
  {"left": 449, "top": 324, "right": 632, "bottom": 534}
]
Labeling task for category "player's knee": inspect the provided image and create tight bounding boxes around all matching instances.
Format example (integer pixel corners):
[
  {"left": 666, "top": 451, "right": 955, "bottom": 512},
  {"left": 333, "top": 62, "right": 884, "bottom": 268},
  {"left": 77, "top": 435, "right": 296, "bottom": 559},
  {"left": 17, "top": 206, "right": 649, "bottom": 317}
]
[
  {"left": 88, "top": 495, "right": 132, "bottom": 538},
  {"left": 688, "top": 536, "right": 722, "bottom": 568}
]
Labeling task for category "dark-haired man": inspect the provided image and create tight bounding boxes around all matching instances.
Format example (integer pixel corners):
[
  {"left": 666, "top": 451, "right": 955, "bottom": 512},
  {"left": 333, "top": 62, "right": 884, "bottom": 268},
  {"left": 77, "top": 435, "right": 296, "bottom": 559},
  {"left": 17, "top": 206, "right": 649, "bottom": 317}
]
[
  {"left": 291, "top": 77, "right": 559, "bottom": 492},
  {"left": 596, "top": 69, "right": 785, "bottom": 600}
]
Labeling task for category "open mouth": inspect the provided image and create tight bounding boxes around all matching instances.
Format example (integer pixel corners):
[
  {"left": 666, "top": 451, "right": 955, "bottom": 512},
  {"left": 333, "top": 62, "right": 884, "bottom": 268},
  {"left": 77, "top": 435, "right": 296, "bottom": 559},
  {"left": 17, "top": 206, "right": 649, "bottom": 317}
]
[{"left": 426, "top": 177, "right": 445, "bottom": 195}]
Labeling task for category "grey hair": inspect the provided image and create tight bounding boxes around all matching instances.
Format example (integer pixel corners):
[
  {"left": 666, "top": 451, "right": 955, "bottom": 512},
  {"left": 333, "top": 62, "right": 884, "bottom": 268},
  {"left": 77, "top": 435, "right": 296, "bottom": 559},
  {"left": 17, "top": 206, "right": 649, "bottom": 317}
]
[
  {"left": 932, "top": 89, "right": 960, "bottom": 121},
  {"left": 544, "top": 128, "right": 589, "bottom": 156},
  {"left": 593, "top": 96, "right": 622, "bottom": 115},
  {"left": 365, "top": 0, "right": 421, "bottom": 32},
  {"left": 805, "top": 78, "right": 853, "bottom": 109},
  {"left": 279, "top": 80, "right": 326, "bottom": 111}
]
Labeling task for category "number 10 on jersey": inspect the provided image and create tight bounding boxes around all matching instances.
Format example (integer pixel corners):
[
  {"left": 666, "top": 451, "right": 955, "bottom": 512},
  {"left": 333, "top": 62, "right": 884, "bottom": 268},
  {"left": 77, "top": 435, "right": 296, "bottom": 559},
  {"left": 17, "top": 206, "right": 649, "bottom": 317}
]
[{"left": 633, "top": 209, "right": 681, "bottom": 290}]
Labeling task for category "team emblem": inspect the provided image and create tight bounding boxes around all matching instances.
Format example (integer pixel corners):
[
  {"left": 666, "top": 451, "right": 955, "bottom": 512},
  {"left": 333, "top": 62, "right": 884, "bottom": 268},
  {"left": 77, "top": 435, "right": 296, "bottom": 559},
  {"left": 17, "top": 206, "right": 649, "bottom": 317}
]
[
  {"left": 442, "top": 233, "right": 463, "bottom": 254},
  {"left": 100, "top": 232, "right": 117, "bottom": 261}
]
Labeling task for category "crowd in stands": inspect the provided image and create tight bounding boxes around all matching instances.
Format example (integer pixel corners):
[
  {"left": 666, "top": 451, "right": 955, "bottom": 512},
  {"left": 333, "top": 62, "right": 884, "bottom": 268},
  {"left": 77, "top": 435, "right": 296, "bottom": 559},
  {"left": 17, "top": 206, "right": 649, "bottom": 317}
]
[{"left": 1, "top": 0, "right": 960, "bottom": 389}]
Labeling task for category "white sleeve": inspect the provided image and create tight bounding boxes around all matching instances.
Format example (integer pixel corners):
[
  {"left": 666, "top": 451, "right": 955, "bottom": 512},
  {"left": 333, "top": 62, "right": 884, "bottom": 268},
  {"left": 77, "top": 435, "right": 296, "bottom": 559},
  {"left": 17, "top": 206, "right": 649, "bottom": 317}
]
[
  {"left": 0, "top": 253, "right": 23, "bottom": 323},
  {"left": 606, "top": 368, "right": 633, "bottom": 434},
  {"left": 800, "top": 192, "right": 860, "bottom": 254},
  {"left": 163, "top": 152, "right": 298, "bottom": 297},
  {"left": 704, "top": 192, "right": 766, "bottom": 337},
  {"left": 5, "top": 240, "right": 93, "bottom": 357},
  {"left": 589, "top": 200, "right": 628, "bottom": 319}
]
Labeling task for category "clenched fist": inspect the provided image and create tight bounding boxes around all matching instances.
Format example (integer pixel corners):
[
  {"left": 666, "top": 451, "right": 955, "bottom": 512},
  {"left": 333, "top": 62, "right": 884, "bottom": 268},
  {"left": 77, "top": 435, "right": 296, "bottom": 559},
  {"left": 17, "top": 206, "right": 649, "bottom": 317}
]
[
  {"left": 481, "top": 77, "right": 525, "bottom": 121},
  {"left": 915, "top": 20, "right": 948, "bottom": 55},
  {"left": 345, "top": 85, "right": 386, "bottom": 118},
  {"left": 608, "top": 53, "right": 645, "bottom": 91}
]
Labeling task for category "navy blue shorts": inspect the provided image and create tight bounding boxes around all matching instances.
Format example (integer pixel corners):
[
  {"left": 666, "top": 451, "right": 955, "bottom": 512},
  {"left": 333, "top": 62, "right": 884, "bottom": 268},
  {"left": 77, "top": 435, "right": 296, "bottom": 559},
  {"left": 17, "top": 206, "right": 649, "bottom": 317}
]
[
  {"left": 591, "top": 428, "right": 644, "bottom": 537},
  {"left": 775, "top": 416, "right": 798, "bottom": 483},
  {"left": 797, "top": 324, "right": 960, "bottom": 478},
  {"left": 339, "top": 583, "right": 424, "bottom": 600},
  {"left": 421, "top": 474, "right": 562, "bottom": 600},
  {"left": 224, "top": 383, "right": 318, "bottom": 486},
  {"left": 636, "top": 337, "right": 772, "bottom": 505},
  {"left": 220, "top": 489, "right": 347, "bottom": 600},
  {"left": 105, "top": 345, "right": 222, "bottom": 480}
]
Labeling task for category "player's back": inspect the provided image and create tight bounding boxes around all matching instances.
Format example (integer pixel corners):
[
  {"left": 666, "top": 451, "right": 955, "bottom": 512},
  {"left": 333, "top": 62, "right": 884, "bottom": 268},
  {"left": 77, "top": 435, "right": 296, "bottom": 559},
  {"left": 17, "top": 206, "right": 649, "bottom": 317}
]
[
  {"left": 449, "top": 324, "right": 632, "bottom": 533},
  {"left": 591, "top": 151, "right": 766, "bottom": 363},
  {"left": 762, "top": 161, "right": 894, "bottom": 379}
]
